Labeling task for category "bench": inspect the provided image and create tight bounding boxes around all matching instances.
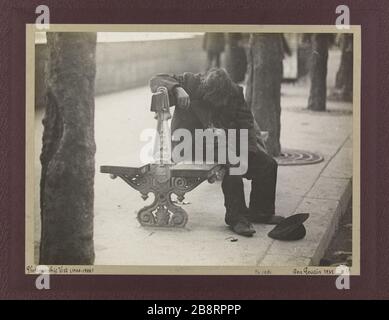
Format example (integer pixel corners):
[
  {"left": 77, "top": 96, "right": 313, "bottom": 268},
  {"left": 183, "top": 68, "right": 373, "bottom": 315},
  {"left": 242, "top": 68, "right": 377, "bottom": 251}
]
[{"left": 100, "top": 87, "right": 225, "bottom": 227}]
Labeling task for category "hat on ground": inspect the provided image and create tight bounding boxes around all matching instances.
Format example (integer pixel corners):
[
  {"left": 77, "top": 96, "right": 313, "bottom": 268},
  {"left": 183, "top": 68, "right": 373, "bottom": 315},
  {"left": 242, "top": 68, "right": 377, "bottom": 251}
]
[{"left": 267, "top": 213, "right": 309, "bottom": 241}]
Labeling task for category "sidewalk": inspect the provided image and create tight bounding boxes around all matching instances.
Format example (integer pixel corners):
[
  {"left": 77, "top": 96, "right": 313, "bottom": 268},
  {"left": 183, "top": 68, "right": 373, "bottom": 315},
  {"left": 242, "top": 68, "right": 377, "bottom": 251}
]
[
  {"left": 33, "top": 55, "right": 353, "bottom": 268},
  {"left": 89, "top": 82, "right": 353, "bottom": 267}
]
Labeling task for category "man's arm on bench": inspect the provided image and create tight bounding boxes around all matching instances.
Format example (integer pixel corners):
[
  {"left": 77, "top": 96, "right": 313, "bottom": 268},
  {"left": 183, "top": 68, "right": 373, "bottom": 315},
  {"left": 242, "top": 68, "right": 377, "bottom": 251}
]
[{"left": 149, "top": 74, "right": 183, "bottom": 106}]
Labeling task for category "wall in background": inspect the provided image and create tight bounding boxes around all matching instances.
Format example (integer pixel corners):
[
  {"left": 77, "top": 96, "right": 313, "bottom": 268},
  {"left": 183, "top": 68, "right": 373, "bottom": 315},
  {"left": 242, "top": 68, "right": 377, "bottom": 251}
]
[
  {"left": 35, "top": 36, "right": 206, "bottom": 108},
  {"left": 95, "top": 36, "right": 205, "bottom": 95}
]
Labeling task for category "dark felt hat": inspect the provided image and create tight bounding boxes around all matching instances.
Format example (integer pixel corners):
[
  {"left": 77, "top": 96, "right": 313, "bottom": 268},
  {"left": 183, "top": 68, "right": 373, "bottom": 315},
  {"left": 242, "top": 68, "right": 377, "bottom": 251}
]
[{"left": 268, "top": 213, "right": 309, "bottom": 241}]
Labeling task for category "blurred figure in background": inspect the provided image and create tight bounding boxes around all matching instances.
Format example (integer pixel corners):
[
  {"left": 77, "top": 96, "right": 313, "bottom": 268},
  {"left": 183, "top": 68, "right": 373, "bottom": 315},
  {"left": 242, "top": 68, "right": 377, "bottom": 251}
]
[
  {"left": 335, "top": 34, "right": 353, "bottom": 101},
  {"left": 203, "top": 33, "right": 225, "bottom": 70},
  {"left": 225, "top": 33, "right": 247, "bottom": 83}
]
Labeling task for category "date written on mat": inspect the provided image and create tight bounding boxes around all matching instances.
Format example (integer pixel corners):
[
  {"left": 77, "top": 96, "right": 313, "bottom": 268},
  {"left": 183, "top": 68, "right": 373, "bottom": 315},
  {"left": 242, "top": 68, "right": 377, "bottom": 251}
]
[{"left": 147, "top": 304, "right": 242, "bottom": 317}]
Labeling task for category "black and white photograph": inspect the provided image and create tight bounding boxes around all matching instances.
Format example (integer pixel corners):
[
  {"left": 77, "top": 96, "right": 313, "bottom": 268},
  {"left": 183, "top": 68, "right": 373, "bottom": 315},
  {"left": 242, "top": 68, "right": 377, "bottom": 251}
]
[{"left": 26, "top": 25, "right": 360, "bottom": 275}]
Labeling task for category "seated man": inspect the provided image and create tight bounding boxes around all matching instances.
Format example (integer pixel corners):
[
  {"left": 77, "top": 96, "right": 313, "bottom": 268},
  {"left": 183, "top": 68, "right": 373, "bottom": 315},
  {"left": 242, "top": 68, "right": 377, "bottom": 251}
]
[{"left": 150, "top": 68, "right": 284, "bottom": 237}]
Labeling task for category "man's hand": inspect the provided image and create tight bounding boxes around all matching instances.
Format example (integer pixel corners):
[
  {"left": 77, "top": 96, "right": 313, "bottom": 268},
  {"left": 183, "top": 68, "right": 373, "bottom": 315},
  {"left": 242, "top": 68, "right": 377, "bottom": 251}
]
[{"left": 174, "top": 87, "right": 190, "bottom": 110}]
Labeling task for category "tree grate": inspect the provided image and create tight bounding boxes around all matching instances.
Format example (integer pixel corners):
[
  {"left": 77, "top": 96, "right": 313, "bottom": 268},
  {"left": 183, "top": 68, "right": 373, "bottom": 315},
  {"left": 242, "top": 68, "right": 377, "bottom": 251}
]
[{"left": 275, "top": 149, "right": 324, "bottom": 166}]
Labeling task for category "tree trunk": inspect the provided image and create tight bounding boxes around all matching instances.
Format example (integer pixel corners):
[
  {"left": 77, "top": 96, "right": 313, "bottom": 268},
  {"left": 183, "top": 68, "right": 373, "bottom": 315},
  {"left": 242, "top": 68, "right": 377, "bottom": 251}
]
[
  {"left": 39, "top": 33, "right": 97, "bottom": 265},
  {"left": 307, "top": 34, "right": 330, "bottom": 111},
  {"left": 245, "top": 33, "right": 283, "bottom": 157},
  {"left": 335, "top": 34, "right": 353, "bottom": 101}
]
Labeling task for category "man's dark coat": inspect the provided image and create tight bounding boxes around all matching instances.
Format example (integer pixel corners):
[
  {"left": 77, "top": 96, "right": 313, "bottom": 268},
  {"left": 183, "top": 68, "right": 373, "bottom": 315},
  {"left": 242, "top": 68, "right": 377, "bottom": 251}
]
[{"left": 149, "top": 72, "right": 267, "bottom": 159}]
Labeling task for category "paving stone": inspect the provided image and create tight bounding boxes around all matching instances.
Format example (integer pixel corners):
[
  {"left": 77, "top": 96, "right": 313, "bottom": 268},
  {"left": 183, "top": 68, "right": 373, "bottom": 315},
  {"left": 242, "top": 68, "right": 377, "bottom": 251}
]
[
  {"left": 322, "top": 141, "right": 352, "bottom": 179},
  {"left": 266, "top": 240, "right": 319, "bottom": 259},
  {"left": 307, "top": 177, "right": 350, "bottom": 201}
]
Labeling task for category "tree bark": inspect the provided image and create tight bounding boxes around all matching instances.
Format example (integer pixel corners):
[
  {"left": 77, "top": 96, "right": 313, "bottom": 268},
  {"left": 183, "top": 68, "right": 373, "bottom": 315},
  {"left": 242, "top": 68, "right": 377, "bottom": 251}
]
[
  {"left": 307, "top": 34, "right": 330, "bottom": 111},
  {"left": 39, "top": 33, "right": 97, "bottom": 265},
  {"left": 245, "top": 33, "right": 283, "bottom": 157},
  {"left": 335, "top": 34, "right": 353, "bottom": 101}
]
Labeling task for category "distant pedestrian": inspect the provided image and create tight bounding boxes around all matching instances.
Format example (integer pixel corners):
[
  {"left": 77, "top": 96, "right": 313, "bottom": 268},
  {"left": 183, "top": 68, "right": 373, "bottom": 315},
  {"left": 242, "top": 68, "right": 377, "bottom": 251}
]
[
  {"left": 203, "top": 33, "right": 225, "bottom": 70},
  {"left": 225, "top": 33, "right": 247, "bottom": 83}
]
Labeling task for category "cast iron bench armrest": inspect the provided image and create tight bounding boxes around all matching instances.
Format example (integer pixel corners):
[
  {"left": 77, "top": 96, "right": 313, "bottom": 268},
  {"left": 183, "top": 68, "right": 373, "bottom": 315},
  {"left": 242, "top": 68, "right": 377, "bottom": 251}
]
[{"left": 100, "top": 164, "right": 150, "bottom": 177}]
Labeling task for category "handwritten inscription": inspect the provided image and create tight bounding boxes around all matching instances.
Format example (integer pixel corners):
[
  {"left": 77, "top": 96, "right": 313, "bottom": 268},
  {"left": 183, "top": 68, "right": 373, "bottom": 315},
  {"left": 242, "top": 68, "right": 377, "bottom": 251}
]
[
  {"left": 293, "top": 267, "right": 335, "bottom": 276},
  {"left": 26, "top": 265, "right": 94, "bottom": 274}
]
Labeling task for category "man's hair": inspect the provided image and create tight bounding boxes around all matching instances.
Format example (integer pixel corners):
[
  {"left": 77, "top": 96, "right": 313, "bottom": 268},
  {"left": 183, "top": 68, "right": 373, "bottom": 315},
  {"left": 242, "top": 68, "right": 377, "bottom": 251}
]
[{"left": 203, "top": 68, "right": 237, "bottom": 105}]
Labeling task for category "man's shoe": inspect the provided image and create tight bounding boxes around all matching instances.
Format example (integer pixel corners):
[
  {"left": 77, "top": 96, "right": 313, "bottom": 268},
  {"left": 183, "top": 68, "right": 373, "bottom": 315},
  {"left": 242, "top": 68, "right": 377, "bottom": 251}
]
[
  {"left": 230, "top": 219, "right": 256, "bottom": 237},
  {"left": 247, "top": 214, "right": 285, "bottom": 225},
  {"left": 226, "top": 214, "right": 256, "bottom": 237}
]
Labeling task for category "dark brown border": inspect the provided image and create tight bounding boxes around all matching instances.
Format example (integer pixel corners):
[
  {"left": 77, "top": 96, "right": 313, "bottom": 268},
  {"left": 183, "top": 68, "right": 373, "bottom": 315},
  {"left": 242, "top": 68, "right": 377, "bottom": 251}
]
[{"left": 1, "top": 0, "right": 388, "bottom": 299}]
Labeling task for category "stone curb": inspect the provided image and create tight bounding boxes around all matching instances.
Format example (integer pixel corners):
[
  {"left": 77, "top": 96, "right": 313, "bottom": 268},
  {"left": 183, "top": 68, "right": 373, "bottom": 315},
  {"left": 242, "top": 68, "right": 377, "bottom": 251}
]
[{"left": 258, "top": 137, "right": 353, "bottom": 267}]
